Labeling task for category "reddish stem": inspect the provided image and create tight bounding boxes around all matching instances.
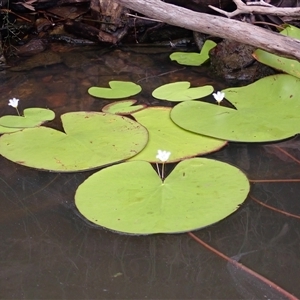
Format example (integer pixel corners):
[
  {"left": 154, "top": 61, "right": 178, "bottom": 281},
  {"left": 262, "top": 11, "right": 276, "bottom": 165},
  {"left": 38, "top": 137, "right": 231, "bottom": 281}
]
[
  {"left": 274, "top": 146, "right": 300, "bottom": 165},
  {"left": 250, "top": 195, "right": 300, "bottom": 220},
  {"left": 188, "top": 232, "right": 298, "bottom": 300}
]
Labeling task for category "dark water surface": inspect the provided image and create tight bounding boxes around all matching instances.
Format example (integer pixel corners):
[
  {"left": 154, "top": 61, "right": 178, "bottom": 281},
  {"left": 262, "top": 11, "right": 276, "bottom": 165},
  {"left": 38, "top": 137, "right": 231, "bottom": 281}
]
[{"left": 0, "top": 45, "right": 300, "bottom": 299}]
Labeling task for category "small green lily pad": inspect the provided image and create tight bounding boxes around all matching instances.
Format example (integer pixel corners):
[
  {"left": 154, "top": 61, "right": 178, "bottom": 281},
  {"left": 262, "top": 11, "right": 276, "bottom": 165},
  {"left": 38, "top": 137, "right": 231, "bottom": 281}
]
[
  {"left": 102, "top": 100, "right": 146, "bottom": 115},
  {"left": 171, "top": 74, "right": 300, "bottom": 142},
  {"left": 0, "top": 108, "right": 55, "bottom": 128},
  {"left": 0, "top": 111, "right": 148, "bottom": 172},
  {"left": 152, "top": 82, "right": 213, "bottom": 102},
  {"left": 88, "top": 81, "right": 142, "bottom": 99},
  {"left": 130, "top": 107, "right": 226, "bottom": 162},
  {"left": 75, "top": 158, "right": 250, "bottom": 235},
  {"left": 170, "top": 40, "right": 217, "bottom": 66}
]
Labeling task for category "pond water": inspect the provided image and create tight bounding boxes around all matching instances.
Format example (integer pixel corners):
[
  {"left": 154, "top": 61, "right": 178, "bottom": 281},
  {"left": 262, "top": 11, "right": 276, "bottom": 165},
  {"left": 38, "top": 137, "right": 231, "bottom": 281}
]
[{"left": 0, "top": 44, "right": 300, "bottom": 299}]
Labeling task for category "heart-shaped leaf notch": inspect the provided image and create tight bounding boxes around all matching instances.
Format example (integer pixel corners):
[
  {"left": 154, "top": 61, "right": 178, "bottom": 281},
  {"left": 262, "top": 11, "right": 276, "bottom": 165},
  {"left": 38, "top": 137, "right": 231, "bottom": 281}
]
[
  {"left": 102, "top": 100, "right": 146, "bottom": 115},
  {"left": 0, "top": 111, "right": 148, "bottom": 172},
  {"left": 129, "top": 106, "right": 226, "bottom": 163},
  {"left": 171, "top": 74, "right": 300, "bottom": 142},
  {"left": 0, "top": 108, "right": 55, "bottom": 131},
  {"left": 75, "top": 158, "right": 250, "bottom": 235},
  {"left": 88, "top": 81, "right": 142, "bottom": 99},
  {"left": 170, "top": 40, "right": 217, "bottom": 66},
  {"left": 152, "top": 82, "right": 213, "bottom": 102}
]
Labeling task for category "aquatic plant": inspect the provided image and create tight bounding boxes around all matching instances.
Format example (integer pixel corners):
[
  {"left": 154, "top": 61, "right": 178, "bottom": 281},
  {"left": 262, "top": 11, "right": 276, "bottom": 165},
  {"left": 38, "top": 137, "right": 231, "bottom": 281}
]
[
  {"left": 75, "top": 158, "right": 249, "bottom": 234},
  {"left": 88, "top": 81, "right": 142, "bottom": 99},
  {"left": 152, "top": 81, "right": 213, "bottom": 101},
  {"left": 171, "top": 74, "right": 300, "bottom": 142},
  {"left": 212, "top": 91, "right": 225, "bottom": 105},
  {"left": 8, "top": 97, "right": 20, "bottom": 115},
  {"left": 169, "top": 39, "right": 216, "bottom": 66},
  {"left": 155, "top": 149, "right": 171, "bottom": 180}
]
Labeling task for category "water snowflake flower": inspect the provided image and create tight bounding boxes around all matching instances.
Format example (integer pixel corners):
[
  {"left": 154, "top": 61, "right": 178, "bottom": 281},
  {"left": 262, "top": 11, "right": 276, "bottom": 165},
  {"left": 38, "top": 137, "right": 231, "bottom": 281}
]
[
  {"left": 8, "top": 98, "right": 19, "bottom": 108},
  {"left": 213, "top": 91, "right": 225, "bottom": 105},
  {"left": 8, "top": 98, "right": 21, "bottom": 116},
  {"left": 156, "top": 150, "right": 171, "bottom": 162},
  {"left": 156, "top": 150, "right": 171, "bottom": 181}
]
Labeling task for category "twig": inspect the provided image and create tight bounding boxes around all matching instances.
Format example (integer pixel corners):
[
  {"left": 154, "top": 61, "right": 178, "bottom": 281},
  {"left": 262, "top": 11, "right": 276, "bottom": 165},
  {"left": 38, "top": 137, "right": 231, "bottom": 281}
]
[
  {"left": 116, "top": 0, "right": 300, "bottom": 61},
  {"left": 0, "top": 9, "right": 32, "bottom": 23},
  {"left": 126, "top": 13, "right": 162, "bottom": 23},
  {"left": 209, "top": 0, "right": 300, "bottom": 18},
  {"left": 246, "top": 0, "right": 273, "bottom": 7}
]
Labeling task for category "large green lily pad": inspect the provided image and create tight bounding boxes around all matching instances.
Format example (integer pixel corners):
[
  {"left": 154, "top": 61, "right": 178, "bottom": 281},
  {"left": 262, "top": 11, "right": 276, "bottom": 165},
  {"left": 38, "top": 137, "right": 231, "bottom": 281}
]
[
  {"left": 152, "top": 82, "right": 213, "bottom": 102},
  {"left": 171, "top": 74, "right": 300, "bottom": 142},
  {"left": 0, "top": 111, "right": 148, "bottom": 172},
  {"left": 0, "top": 108, "right": 55, "bottom": 128},
  {"left": 170, "top": 40, "right": 216, "bottom": 66},
  {"left": 253, "top": 25, "right": 300, "bottom": 78},
  {"left": 88, "top": 81, "right": 142, "bottom": 99},
  {"left": 129, "top": 107, "right": 226, "bottom": 162},
  {"left": 75, "top": 158, "right": 250, "bottom": 234}
]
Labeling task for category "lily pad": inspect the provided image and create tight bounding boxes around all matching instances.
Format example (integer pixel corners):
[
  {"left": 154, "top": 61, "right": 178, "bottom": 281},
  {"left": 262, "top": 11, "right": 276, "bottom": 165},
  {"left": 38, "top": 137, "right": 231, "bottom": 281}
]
[
  {"left": 0, "top": 111, "right": 148, "bottom": 172},
  {"left": 130, "top": 107, "right": 226, "bottom": 162},
  {"left": 75, "top": 158, "right": 250, "bottom": 235},
  {"left": 0, "top": 126, "right": 20, "bottom": 135},
  {"left": 171, "top": 74, "right": 300, "bottom": 142},
  {"left": 102, "top": 100, "right": 146, "bottom": 115},
  {"left": 88, "top": 81, "right": 142, "bottom": 99},
  {"left": 253, "top": 25, "right": 300, "bottom": 78},
  {"left": 152, "top": 82, "right": 214, "bottom": 102},
  {"left": 0, "top": 108, "right": 55, "bottom": 128},
  {"left": 170, "top": 40, "right": 217, "bottom": 66}
]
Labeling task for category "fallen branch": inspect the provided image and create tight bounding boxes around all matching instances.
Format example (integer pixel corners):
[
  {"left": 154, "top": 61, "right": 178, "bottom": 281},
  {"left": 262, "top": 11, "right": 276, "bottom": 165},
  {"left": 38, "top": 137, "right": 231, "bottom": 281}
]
[
  {"left": 115, "top": 0, "right": 300, "bottom": 61},
  {"left": 209, "top": 0, "right": 300, "bottom": 18}
]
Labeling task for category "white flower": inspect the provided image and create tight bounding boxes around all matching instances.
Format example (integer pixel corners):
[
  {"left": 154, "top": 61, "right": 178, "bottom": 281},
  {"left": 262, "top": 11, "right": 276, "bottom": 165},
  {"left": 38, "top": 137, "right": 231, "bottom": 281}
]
[
  {"left": 212, "top": 91, "right": 225, "bottom": 104},
  {"left": 156, "top": 150, "right": 171, "bottom": 162},
  {"left": 8, "top": 98, "right": 19, "bottom": 108}
]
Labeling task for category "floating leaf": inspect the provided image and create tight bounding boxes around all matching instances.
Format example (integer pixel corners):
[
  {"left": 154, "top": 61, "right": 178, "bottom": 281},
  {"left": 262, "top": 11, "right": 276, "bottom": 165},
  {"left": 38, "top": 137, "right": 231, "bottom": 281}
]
[
  {"left": 253, "top": 25, "right": 300, "bottom": 78},
  {"left": 0, "top": 112, "right": 148, "bottom": 172},
  {"left": 0, "top": 108, "right": 55, "bottom": 128},
  {"left": 130, "top": 107, "right": 226, "bottom": 162},
  {"left": 152, "top": 82, "right": 213, "bottom": 102},
  {"left": 102, "top": 100, "right": 146, "bottom": 115},
  {"left": 170, "top": 40, "right": 216, "bottom": 66},
  {"left": 0, "top": 126, "right": 20, "bottom": 134},
  {"left": 88, "top": 81, "right": 142, "bottom": 99},
  {"left": 75, "top": 158, "right": 250, "bottom": 235},
  {"left": 171, "top": 74, "right": 300, "bottom": 142}
]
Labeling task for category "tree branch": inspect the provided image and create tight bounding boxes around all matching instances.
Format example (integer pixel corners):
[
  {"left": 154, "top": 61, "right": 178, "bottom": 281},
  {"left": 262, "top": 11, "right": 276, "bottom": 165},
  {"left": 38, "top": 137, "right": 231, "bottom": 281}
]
[
  {"left": 210, "top": 0, "right": 300, "bottom": 18},
  {"left": 115, "top": 0, "right": 300, "bottom": 61}
]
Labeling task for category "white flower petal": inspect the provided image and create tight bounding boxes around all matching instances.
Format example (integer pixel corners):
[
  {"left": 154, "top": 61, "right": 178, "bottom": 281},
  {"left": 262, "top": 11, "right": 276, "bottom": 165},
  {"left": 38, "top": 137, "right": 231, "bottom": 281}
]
[
  {"left": 8, "top": 98, "right": 20, "bottom": 108},
  {"left": 156, "top": 150, "right": 171, "bottom": 162},
  {"left": 212, "top": 91, "right": 225, "bottom": 103}
]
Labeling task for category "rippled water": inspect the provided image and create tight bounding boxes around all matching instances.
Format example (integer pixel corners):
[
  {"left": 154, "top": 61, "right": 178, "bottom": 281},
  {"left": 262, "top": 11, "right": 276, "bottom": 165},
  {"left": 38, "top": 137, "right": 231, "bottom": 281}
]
[{"left": 0, "top": 45, "right": 299, "bottom": 299}]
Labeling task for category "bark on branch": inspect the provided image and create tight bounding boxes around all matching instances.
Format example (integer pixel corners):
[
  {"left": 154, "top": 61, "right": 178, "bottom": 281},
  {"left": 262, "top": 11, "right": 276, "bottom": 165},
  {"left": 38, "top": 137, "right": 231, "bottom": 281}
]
[{"left": 115, "top": 0, "right": 300, "bottom": 61}]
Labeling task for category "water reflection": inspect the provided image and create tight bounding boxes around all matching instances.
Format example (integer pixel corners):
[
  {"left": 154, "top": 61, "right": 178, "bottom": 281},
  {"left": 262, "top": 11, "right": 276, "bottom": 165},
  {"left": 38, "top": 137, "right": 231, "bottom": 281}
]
[{"left": 0, "top": 46, "right": 299, "bottom": 299}]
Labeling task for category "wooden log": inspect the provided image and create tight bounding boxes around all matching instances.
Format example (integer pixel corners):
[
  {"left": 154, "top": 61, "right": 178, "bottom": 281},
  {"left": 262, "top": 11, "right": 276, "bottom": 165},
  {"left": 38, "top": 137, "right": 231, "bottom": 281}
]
[{"left": 115, "top": 0, "right": 300, "bottom": 61}]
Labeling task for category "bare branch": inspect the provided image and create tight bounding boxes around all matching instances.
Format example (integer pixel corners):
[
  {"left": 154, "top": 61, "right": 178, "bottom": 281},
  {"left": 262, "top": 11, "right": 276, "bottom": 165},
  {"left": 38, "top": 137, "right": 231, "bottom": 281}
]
[
  {"left": 115, "top": 0, "right": 300, "bottom": 61},
  {"left": 210, "top": 0, "right": 300, "bottom": 18}
]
